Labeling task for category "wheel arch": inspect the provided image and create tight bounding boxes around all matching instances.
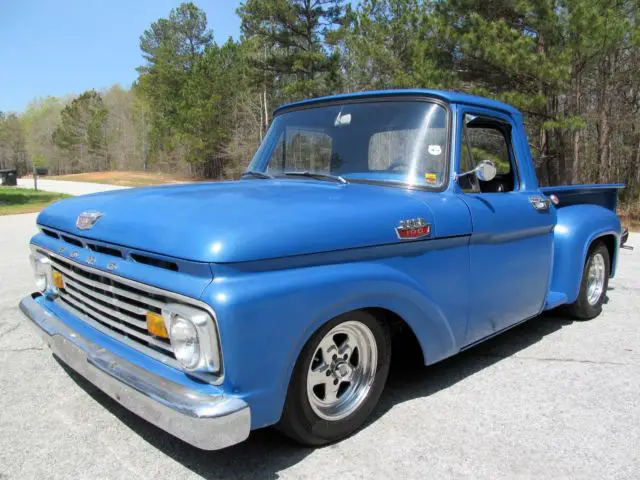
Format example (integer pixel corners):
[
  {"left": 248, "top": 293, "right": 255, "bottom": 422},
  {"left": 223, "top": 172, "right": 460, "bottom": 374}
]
[
  {"left": 204, "top": 262, "right": 460, "bottom": 429},
  {"left": 550, "top": 204, "right": 620, "bottom": 304},
  {"left": 593, "top": 233, "right": 617, "bottom": 275},
  {"left": 363, "top": 306, "right": 425, "bottom": 362},
  {"left": 276, "top": 282, "right": 459, "bottom": 407}
]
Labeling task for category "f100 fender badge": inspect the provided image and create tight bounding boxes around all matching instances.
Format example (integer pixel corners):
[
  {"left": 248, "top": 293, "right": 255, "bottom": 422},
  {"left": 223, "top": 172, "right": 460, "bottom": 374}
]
[{"left": 395, "top": 217, "right": 431, "bottom": 239}]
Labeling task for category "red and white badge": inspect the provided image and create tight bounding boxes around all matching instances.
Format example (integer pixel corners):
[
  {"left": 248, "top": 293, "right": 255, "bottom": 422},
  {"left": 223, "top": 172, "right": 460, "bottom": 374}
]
[{"left": 395, "top": 218, "right": 431, "bottom": 239}]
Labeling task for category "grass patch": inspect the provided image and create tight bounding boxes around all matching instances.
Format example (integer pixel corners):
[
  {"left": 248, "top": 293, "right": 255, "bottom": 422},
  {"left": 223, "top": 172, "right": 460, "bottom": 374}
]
[
  {"left": 0, "top": 187, "right": 70, "bottom": 216},
  {"left": 48, "top": 170, "right": 193, "bottom": 187}
]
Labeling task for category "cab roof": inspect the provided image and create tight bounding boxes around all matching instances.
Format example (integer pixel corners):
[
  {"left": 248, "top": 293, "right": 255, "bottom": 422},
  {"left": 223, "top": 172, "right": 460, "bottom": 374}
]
[{"left": 274, "top": 89, "right": 521, "bottom": 117}]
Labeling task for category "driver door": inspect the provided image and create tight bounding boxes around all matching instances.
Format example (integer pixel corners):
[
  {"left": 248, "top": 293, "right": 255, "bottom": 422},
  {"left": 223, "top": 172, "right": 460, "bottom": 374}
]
[{"left": 457, "top": 112, "right": 556, "bottom": 345}]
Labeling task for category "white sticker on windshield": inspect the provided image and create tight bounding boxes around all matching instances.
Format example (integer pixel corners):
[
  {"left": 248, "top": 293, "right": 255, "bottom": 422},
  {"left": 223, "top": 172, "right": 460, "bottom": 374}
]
[{"left": 428, "top": 145, "right": 442, "bottom": 156}]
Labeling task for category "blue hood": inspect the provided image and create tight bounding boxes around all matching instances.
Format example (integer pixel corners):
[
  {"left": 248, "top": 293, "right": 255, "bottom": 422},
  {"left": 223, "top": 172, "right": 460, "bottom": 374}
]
[{"left": 37, "top": 180, "right": 442, "bottom": 263}]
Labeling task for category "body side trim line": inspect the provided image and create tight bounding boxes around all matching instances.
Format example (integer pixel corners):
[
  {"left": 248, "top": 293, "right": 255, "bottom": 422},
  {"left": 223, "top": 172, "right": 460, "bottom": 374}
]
[{"left": 223, "top": 234, "right": 471, "bottom": 272}]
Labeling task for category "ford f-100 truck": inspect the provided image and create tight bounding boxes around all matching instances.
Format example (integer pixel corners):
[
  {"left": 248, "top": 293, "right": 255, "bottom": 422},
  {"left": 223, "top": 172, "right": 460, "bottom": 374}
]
[{"left": 21, "top": 90, "right": 626, "bottom": 450}]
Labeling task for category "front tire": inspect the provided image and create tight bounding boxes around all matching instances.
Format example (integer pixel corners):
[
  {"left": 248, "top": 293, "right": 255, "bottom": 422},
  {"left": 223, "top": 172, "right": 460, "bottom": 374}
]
[
  {"left": 566, "top": 242, "right": 610, "bottom": 320},
  {"left": 277, "top": 310, "right": 391, "bottom": 446}
]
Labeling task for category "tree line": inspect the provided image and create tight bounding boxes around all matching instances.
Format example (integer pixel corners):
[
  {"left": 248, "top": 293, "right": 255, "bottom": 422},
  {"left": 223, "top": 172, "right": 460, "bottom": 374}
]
[{"left": 1, "top": 0, "right": 639, "bottom": 209}]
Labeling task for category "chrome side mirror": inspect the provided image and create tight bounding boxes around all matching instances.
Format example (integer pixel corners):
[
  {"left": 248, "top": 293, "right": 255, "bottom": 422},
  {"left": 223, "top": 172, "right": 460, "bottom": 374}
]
[
  {"left": 457, "top": 160, "right": 498, "bottom": 182},
  {"left": 474, "top": 160, "right": 497, "bottom": 182}
]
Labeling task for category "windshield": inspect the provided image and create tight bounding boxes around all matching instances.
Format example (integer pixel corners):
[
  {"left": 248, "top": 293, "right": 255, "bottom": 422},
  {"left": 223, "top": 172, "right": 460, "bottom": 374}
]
[{"left": 247, "top": 100, "right": 449, "bottom": 188}]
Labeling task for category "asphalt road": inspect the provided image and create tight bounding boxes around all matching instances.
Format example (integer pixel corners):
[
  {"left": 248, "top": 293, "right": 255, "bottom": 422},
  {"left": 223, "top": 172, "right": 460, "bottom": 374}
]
[
  {"left": 17, "top": 178, "right": 128, "bottom": 195},
  {"left": 0, "top": 213, "right": 638, "bottom": 479}
]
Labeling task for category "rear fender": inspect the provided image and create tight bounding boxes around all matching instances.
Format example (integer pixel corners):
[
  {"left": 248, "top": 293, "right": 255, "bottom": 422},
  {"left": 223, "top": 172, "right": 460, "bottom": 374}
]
[{"left": 550, "top": 204, "right": 620, "bottom": 304}]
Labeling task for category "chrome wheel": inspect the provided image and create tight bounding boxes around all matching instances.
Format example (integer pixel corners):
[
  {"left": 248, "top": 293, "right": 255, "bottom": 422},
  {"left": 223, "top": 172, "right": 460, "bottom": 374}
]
[
  {"left": 306, "top": 321, "right": 378, "bottom": 421},
  {"left": 587, "top": 252, "right": 606, "bottom": 306}
]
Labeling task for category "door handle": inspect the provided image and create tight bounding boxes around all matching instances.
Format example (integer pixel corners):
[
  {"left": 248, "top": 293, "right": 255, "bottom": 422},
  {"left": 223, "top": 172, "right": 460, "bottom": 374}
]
[{"left": 529, "top": 196, "right": 551, "bottom": 211}]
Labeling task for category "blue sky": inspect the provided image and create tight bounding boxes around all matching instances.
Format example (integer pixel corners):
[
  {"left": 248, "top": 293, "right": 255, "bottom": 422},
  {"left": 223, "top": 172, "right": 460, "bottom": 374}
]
[{"left": 0, "top": 0, "right": 242, "bottom": 113}]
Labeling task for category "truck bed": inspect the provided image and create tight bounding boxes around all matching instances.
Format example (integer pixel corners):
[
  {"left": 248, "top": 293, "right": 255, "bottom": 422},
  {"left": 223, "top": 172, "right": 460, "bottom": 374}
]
[{"left": 541, "top": 184, "right": 625, "bottom": 211}]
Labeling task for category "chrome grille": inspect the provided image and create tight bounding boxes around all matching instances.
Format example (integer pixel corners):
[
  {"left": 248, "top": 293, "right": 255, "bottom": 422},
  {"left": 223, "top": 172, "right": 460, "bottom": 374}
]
[{"left": 49, "top": 255, "right": 175, "bottom": 360}]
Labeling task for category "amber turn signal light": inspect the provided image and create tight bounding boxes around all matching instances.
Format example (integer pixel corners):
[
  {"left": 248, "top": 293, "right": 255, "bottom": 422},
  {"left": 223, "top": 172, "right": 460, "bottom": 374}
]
[
  {"left": 52, "top": 271, "right": 65, "bottom": 289},
  {"left": 146, "top": 311, "right": 168, "bottom": 338}
]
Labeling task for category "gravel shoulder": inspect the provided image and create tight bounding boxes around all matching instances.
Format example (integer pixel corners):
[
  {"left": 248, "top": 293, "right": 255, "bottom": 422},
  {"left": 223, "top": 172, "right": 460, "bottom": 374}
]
[{"left": 0, "top": 215, "right": 638, "bottom": 480}]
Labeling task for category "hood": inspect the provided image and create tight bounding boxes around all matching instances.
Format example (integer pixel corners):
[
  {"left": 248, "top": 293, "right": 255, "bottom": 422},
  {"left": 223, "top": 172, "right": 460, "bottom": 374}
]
[{"left": 37, "top": 180, "right": 439, "bottom": 263}]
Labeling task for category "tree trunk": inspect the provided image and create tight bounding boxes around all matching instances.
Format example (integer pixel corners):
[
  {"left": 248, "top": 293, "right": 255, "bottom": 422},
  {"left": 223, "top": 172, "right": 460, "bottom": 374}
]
[
  {"left": 572, "top": 67, "right": 582, "bottom": 184},
  {"left": 635, "top": 134, "right": 640, "bottom": 211},
  {"left": 552, "top": 96, "right": 566, "bottom": 185},
  {"left": 596, "top": 55, "right": 612, "bottom": 182},
  {"left": 262, "top": 88, "right": 269, "bottom": 133},
  {"left": 556, "top": 129, "right": 566, "bottom": 185},
  {"left": 539, "top": 128, "right": 551, "bottom": 186}
]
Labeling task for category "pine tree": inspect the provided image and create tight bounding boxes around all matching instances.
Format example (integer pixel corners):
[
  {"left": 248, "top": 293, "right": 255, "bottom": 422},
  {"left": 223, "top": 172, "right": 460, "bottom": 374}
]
[
  {"left": 52, "top": 91, "right": 109, "bottom": 173},
  {"left": 238, "top": 0, "right": 346, "bottom": 100},
  {"left": 137, "top": 2, "right": 214, "bottom": 155}
]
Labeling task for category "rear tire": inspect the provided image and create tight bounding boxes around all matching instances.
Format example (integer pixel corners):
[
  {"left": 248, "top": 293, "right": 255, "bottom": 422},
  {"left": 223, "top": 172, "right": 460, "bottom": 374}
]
[
  {"left": 566, "top": 242, "right": 610, "bottom": 320},
  {"left": 277, "top": 310, "right": 391, "bottom": 446}
]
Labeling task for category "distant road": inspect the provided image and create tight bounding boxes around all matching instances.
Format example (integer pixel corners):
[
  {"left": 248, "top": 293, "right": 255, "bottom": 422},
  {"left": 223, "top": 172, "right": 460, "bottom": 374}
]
[{"left": 17, "top": 178, "right": 129, "bottom": 196}]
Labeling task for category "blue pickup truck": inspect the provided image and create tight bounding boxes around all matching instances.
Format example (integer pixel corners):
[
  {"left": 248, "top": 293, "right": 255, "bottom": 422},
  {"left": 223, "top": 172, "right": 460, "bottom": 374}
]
[{"left": 21, "top": 90, "right": 626, "bottom": 450}]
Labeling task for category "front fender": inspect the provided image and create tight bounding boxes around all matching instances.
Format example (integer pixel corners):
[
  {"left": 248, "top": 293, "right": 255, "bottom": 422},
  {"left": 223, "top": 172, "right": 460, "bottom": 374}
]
[
  {"left": 551, "top": 204, "right": 620, "bottom": 304},
  {"left": 201, "top": 259, "right": 461, "bottom": 428}
]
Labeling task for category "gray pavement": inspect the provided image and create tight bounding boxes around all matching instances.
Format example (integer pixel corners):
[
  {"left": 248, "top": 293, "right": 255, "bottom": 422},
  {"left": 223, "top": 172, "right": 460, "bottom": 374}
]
[
  {"left": 0, "top": 213, "right": 638, "bottom": 479},
  {"left": 17, "top": 178, "right": 128, "bottom": 196}
]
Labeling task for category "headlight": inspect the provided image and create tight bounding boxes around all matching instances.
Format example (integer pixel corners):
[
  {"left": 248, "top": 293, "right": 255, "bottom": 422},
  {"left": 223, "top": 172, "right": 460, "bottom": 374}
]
[
  {"left": 29, "top": 250, "right": 51, "bottom": 293},
  {"left": 169, "top": 316, "right": 200, "bottom": 369},
  {"left": 162, "top": 303, "right": 220, "bottom": 373}
]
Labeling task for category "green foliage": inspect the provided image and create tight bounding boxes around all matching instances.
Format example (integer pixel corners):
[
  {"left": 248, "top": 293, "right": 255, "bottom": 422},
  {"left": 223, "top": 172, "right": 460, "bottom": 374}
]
[
  {"left": 0, "top": 187, "right": 69, "bottom": 216},
  {"left": 21, "top": 97, "right": 65, "bottom": 169},
  {"left": 0, "top": 187, "right": 68, "bottom": 206},
  {"left": 178, "top": 40, "right": 250, "bottom": 166},
  {"left": 438, "top": 0, "right": 569, "bottom": 110},
  {"left": 0, "top": 112, "right": 29, "bottom": 174},
  {"left": 31, "top": 154, "right": 47, "bottom": 168},
  {"left": 135, "top": 2, "right": 254, "bottom": 175},
  {"left": 137, "top": 2, "right": 214, "bottom": 151},
  {"left": 340, "top": 0, "right": 456, "bottom": 89},
  {"left": 52, "top": 90, "right": 109, "bottom": 172},
  {"left": 2, "top": 0, "right": 640, "bottom": 209},
  {"left": 542, "top": 116, "right": 586, "bottom": 132},
  {"left": 238, "top": 0, "right": 346, "bottom": 99}
]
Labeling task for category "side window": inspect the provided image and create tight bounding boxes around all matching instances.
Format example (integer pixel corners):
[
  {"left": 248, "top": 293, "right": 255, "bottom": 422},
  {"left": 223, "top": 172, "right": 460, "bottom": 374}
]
[
  {"left": 462, "top": 115, "right": 516, "bottom": 193},
  {"left": 269, "top": 128, "right": 332, "bottom": 172}
]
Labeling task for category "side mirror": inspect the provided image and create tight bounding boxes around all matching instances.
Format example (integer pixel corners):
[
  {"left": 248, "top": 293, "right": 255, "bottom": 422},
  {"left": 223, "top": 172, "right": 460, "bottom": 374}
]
[
  {"left": 474, "top": 160, "right": 497, "bottom": 182},
  {"left": 457, "top": 159, "right": 498, "bottom": 183}
]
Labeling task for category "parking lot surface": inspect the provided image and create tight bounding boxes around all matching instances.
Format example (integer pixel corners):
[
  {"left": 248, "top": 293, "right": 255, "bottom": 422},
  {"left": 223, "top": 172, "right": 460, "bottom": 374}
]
[{"left": 0, "top": 213, "right": 638, "bottom": 479}]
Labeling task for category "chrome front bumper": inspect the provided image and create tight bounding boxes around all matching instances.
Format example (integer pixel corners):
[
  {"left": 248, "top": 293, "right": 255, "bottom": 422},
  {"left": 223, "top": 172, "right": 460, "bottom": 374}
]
[{"left": 19, "top": 294, "right": 251, "bottom": 450}]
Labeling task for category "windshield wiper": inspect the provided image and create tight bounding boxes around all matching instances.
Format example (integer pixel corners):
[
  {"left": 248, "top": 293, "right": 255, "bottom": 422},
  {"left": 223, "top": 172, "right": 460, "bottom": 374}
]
[
  {"left": 241, "top": 170, "right": 273, "bottom": 179},
  {"left": 282, "top": 171, "right": 348, "bottom": 184}
]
